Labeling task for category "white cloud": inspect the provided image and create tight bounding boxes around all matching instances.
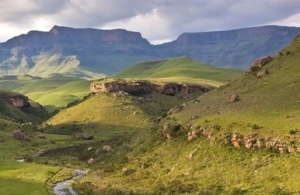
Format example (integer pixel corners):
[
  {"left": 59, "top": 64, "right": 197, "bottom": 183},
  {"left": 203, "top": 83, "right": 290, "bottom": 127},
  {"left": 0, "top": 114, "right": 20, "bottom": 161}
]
[
  {"left": 271, "top": 13, "right": 300, "bottom": 27},
  {"left": 101, "top": 9, "right": 172, "bottom": 44},
  {"left": 1, "top": 0, "right": 300, "bottom": 43}
]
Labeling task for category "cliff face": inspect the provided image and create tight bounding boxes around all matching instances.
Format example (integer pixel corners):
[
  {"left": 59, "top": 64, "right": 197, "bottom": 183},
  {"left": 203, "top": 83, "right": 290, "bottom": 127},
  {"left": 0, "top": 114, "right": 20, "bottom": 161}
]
[
  {"left": 90, "top": 80, "right": 212, "bottom": 96},
  {"left": 158, "top": 26, "right": 300, "bottom": 69},
  {"left": 0, "top": 25, "right": 299, "bottom": 77},
  {"left": 0, "top": 91, "right": 48, "bottom": 123},
  {"left": 0, "top": 94, "right": 29, "bottom": 108}
]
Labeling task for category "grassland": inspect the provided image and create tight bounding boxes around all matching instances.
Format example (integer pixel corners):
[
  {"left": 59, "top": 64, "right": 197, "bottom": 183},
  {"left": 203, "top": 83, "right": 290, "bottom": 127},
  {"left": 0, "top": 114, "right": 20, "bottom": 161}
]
[
  {"left": 113, "top": 56, "right": 243, "bottom": 87},
  {"left": 0, "top": 75, "right": 91, "bottom": 111},
  {"left": 1, "top": 37, "right": 300, "bottom": 194}
]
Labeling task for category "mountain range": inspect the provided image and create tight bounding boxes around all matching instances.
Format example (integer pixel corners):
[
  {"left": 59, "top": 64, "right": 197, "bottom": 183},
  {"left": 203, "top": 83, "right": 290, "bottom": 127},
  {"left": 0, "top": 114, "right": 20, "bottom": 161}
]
[{"left": 0, "top": 25, "right": 299, "bottom": 78}]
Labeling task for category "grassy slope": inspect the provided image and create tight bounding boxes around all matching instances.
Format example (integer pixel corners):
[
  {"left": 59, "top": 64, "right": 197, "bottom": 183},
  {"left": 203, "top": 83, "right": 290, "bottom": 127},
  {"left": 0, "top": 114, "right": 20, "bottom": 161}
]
[
  {"left": 113, "top": 56, "right": 243, "bottom": 87},
  {"left": 0, "top": 75, "right": 91, "bottom": 111},
  {"left": 68, "top": 37, "right": 300, "bottom": 194},
  {"left": 172, "top": 35, "right": 300, "bottom": 137},
  {"left": 0, "top": 90, "right": 48, "bottom": 124}
]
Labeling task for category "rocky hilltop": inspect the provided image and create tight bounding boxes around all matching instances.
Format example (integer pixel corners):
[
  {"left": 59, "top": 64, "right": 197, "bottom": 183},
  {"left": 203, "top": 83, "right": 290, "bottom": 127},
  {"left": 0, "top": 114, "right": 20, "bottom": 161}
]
[
  {"left": 0, "top": 25, "right": 299, "bottom": 77},
  {"left": 90, "top": 80, "right": 212, "bottom": 96},
  {"left": 0, "top": 91, "right": 48, "bottom": 123},
  {"left": 0, "top": 94, "right": 30, "bottom": 108}
]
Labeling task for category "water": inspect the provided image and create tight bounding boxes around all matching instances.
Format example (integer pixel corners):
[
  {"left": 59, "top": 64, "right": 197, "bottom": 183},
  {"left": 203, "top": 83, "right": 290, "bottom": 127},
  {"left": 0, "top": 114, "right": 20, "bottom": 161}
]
[{"left": 53, "top": 169, "right": 88, "bottom": 195}]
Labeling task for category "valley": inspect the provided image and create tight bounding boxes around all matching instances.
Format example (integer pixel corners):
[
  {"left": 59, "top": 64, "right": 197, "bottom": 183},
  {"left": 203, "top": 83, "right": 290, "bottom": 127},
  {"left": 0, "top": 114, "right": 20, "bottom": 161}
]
[{"left": 1, "top": 28, "right": 300, "bottom": 194}]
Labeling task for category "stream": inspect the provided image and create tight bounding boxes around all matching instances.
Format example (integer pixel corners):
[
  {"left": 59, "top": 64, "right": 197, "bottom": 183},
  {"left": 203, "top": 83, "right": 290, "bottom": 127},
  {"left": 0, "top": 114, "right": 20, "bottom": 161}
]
[{"left": 53, "top": 169, "right": 88, "bottom": 195}]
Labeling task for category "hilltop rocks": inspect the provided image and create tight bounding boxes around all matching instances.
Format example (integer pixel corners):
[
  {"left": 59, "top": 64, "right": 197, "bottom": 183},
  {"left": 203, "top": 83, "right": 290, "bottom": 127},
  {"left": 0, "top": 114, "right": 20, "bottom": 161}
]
[
  {"left": 72, "top": 134, "right": 94, "bottom": 140},
  {"left": 90, "top": 80, "right": 211, "bottom": 96},
  {"left": 12, "top": 130, "right": 30, "bottom": 142},
  {"left": 0, "top": 94, "right": 30, "bottom": 108},
  {"left": 90, "top": 81, "right": 152, "bottom": 95},
  {"left": 228, "top": 94, "right": 240, "bottom": 103},
  {"left": 251, "top": 56, "right": 272, "bottom": 68},
  {"left": 256, "top": 70, "right": 268, "bottom": 78},
  {"left": 161, "top": 123, "right": 184, "bottom": 138}
]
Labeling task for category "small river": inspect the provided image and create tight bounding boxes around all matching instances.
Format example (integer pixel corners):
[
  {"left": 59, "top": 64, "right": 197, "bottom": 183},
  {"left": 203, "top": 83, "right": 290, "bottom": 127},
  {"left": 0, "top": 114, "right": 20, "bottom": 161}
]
[{"left": 53, "top": 169, "right": 88, "bottom": 195}]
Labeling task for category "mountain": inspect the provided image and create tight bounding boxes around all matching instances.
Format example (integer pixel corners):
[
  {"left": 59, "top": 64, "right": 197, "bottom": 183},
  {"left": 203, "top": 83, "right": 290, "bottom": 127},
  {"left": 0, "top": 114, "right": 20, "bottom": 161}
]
[
  {"left": 0, "top": 25, "right": 299, "bottom": 78},
  {"left": 157, "top": 25, "right": 300, "bottom": 69}
]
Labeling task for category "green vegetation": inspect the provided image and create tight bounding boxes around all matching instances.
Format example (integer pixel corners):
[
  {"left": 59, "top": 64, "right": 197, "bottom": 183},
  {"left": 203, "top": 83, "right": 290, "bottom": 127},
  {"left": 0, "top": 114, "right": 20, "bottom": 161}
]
[
  {"left": 113, "top": 56, "right": 243, "bottom": 87},
  {"left": 2, "top": 36, "right": 300, "bottom": 194},
  {"left": 0, "top": 75, "right": 91, "bottom": 111}
]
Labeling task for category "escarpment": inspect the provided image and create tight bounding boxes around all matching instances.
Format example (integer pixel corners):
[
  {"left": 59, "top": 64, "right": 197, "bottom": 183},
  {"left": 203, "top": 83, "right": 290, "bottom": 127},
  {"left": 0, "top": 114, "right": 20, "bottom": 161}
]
[
  {"left": 90, "top": 80, "right": 212, "bottom": 96},
  {"left": 0, "top": 94, "right": 30, "bottom": 108}
]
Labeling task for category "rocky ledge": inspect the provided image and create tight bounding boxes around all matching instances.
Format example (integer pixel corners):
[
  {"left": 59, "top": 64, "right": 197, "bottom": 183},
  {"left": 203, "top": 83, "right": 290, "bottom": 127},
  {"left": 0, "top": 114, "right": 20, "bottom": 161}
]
[
  {"left": 0, "top": 94, "right": 30, "bottom": 108},
  {"left": 90, "top": 80, "right": 212, "bottom": 96}
]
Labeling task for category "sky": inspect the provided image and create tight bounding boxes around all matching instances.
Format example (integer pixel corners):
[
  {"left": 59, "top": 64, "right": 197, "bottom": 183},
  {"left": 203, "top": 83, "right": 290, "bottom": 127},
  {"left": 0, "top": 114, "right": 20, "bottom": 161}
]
[{"left": 1, "top": 0, "right": 300, "bottom": 44}]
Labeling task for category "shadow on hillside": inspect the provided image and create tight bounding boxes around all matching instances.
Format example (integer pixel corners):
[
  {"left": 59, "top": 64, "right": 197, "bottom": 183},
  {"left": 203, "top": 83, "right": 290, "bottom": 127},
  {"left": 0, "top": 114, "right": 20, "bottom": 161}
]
[{"left": 41, "top": 122, "right": 142, "bottom": 139}]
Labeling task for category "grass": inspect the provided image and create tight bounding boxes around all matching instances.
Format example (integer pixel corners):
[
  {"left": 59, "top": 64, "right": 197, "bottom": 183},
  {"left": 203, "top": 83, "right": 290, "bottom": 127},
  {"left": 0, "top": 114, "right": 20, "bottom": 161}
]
[
  {"left": 0, "top": 75, "right": 91, "bottom": 111},
  {"left": 0, "top": 163, "right": 61, "bottom": 195},
  {"left": 1, "top": 36, "right": 300, "bottom": 194},
  {"left": 170, "top": 35, "right": 300, "bottom": 138},
  {"left": 113, "top": 56, "right": 243, "bottom": 87}
]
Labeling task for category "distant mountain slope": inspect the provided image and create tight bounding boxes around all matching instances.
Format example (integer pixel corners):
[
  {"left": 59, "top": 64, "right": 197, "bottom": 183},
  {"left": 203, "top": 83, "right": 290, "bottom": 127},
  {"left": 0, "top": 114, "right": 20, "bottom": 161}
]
[
  {"left": 171, "top": 34, "right": 300, "bottom": 137},
  {"left": 158, "top": 25, "right": 300, "bottom": 69},
  {"left": 113, "top": 56, "right": 243, "bottom": 86},
  {"left": 0, "top": 25, "right": 299, "bottom": 77}
]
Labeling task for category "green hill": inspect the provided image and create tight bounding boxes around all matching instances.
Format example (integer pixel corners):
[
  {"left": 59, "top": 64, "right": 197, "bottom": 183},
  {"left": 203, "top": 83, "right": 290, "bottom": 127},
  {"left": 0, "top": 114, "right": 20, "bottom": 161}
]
[
  {"left": 0, "top": 90, "right": 48, "bottom": 124},
  {"left": 0, "top": 75, "right": 91, "bottom": 111},
  {"left": 113, "top": 56, "right": 243, "bottom": 87},
  {"left": 171, "top": 35, "right": 300, "bottom": 137}
]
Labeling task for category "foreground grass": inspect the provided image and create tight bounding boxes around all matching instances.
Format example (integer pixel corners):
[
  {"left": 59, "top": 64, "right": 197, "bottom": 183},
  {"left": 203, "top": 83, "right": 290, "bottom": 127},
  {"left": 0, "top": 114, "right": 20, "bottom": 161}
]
[
  {"left": 0, "top": 163, "right": 61, "bottom": 195},
  {"left": 72, "top": 130, "right": 300, "bottom": 194}
]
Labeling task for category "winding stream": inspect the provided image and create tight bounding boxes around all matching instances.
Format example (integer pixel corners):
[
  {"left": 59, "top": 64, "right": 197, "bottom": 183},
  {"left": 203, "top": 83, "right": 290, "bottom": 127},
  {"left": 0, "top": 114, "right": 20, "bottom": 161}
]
[{"left": 53, "top": 169, "right": 88, "bottom": 195}]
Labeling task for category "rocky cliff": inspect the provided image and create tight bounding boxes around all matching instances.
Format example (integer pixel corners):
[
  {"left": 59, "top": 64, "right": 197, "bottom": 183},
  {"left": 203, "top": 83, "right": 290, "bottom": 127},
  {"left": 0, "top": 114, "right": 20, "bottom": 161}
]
[
  {"left": 90, "top": 80, "right": 211, "bottom": 96},
  {"left": 0, "top": 94, "right": 30, "bottom": 108},
  {"left": 0, "top": 25, "right": 299, "bottom": 77},
  {"left": 0, "top": 91, "right": 48, "bottom": 123}
]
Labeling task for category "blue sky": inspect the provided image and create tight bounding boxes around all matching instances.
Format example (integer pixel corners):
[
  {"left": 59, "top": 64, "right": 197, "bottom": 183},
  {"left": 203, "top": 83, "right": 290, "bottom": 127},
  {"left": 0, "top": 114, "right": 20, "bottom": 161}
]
[{"left": 1, "top": 0, "right": 300, "bottom": 44}]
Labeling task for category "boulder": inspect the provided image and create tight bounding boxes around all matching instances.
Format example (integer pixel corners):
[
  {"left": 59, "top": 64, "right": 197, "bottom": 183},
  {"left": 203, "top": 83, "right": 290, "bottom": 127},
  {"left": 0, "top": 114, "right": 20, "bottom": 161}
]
[
  {"left": 161, "top": 123, "right": 183, "bottom": 138},
  {"left": 12, "top": 130, "right": 31, "bottom": 142},
  {"left": 229, "top": 94, "right": 240, "bottom": 103},
  {"left": 103, "top": 145, "right": 112, "bottom": 152},
  {"left": 256, "top": 70, "right": 268, "bottom": 78},
  {"left": 251, "top": 56, "right": 272, "bottom": 68},
  {"left": 187, "top": 130, "right": 199, "bottom": 141},
  {"left": 0, "top": 136, "right": 4, "bottom": 142},
  {"left": 87, "top": 158, "right": 95, "bottom": 164}
]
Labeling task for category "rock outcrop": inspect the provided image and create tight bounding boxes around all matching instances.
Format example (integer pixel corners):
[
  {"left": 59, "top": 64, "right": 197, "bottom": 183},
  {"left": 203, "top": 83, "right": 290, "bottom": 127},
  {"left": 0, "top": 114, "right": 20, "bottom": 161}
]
[
  {"left": 12, "top": 130, "right": 31, "bottom": 142},
  {"left": 251, "top": 56, "right": 272, "bottom": 69},
  {"left": 90, "top": 80, "right": 211, "bottom": 96},
  {"left": 0, "top": 94, "right": 30, "bottom": 108}
]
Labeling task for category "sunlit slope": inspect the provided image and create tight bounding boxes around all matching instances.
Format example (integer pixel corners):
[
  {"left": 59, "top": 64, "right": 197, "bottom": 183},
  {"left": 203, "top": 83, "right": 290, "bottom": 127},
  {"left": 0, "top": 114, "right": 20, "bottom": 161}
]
[
  {"left": 113, "top": 56, "right": 243, "bottom": 86},
  {"left": 0, "top": 75, "right": 91, "bottom": 111},
  {"left": 171, "top": 35, "right": 300, "bottom": 136}
]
